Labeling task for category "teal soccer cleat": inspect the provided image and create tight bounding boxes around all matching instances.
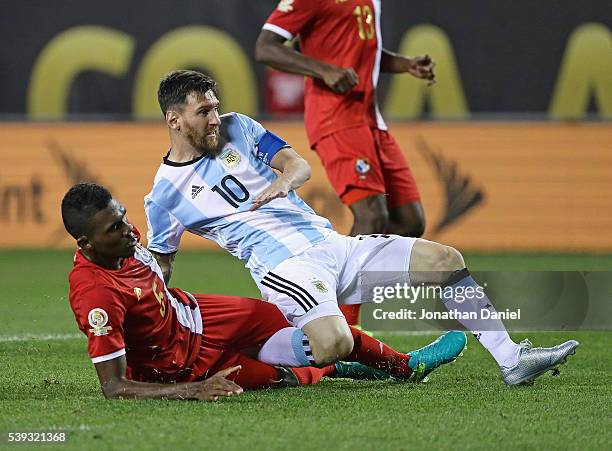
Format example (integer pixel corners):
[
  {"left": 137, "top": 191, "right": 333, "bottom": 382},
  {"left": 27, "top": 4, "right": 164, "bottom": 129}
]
[
  {"left": 406, "top": 330, "right": 468, "bottom": 382},
  {"left": 333, "top": 361, "right": 394, "bottom": 381},
  {"left": 333, "top": 331, "right": 467, "bottom": 382}
]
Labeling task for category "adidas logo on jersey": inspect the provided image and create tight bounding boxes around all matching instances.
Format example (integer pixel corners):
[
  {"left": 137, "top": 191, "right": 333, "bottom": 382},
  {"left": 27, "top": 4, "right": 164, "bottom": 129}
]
[{"left": 191, "top": 185, "right": 204, "bottom": 199}]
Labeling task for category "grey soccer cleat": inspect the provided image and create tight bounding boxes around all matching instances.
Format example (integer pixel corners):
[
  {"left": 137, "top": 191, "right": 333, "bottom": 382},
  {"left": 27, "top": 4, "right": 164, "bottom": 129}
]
[{"left": 500, "top": 339, "right": 579, "bottom": 386}]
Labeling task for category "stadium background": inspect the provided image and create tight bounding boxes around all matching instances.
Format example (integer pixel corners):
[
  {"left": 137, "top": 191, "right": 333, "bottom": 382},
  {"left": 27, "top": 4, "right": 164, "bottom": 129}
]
[
  {"left": 1, "top": 0, "right": 611, "bottom": 252},
  {"left": 1, "top": 1, "right": 611, "bottom": 449}
]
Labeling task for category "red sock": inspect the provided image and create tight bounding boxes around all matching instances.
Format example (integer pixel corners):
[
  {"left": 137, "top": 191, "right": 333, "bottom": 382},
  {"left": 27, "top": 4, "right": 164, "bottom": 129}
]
[
  {"left": 214, "top": 353, "right": 336, "bottom": 389},
  {"left": 224, "top": 354, "right": 282, "bottom": 390},
  {"left": 291, "top": 365, "right": 336, "bottom": 385},
  {"left": 346, "top": 326, "right": 412, "bottom": 378},
  {"left": 340, "top": 304, "right": 361, "bottom": 326}
]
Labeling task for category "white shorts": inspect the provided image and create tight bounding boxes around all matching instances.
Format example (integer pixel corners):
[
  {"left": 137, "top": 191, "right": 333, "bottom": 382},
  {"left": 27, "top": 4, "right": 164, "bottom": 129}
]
[{"left": 257, "top": 231, "right": 416, "bottom": 329}]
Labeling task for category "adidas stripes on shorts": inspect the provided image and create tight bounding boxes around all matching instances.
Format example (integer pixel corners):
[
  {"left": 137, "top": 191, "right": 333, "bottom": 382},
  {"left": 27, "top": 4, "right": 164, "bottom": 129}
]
[{"left": 257, "top": 231, "right": 417, "bottom": 329}]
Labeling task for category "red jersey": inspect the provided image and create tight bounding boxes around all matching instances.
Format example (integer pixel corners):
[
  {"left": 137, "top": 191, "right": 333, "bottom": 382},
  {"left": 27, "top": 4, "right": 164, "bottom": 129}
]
[
  {"left": 68, "top": 239, "right": 203, "bottom": 383},
  {"left": 264, "top": 0, "right": 387, "bottom": 146}
]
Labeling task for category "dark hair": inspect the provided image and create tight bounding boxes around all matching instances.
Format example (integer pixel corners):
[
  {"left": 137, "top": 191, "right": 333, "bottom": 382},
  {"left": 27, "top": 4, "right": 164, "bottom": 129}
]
[
  {"left": 157, "top": 70, "right": 217, "bottom": 114},
  {"left": 61, "top": 183, "right": 112, "bottom": 239}
]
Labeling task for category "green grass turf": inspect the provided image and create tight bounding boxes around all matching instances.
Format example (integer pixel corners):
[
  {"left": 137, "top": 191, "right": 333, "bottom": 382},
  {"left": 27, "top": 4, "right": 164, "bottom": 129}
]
[{"left": 1, "top": 251, "right": 611, "bottom": 450}]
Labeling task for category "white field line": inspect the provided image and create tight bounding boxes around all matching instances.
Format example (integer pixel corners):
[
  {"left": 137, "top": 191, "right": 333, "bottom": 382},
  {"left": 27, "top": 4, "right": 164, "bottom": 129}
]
[
  {"left": 372, "top": 330, "right": 587, "bottom": 335},
  {"left": 0, "top": 331, "right": 453, "bottom": 342},
  {"left": 0, "top": 333, "right": 84, "bottom": 343},
  {"left": 369, "top": 330, "right": 446, "bottom": 336},
  {"left": 0, "top": 331, "right": 438, "bottom": 344},
  {"left": 0, "top": 331, "right": 436, "bottom": 343},
  {"left": 0, "top": 330, "right": 576, "bottom": 344}
]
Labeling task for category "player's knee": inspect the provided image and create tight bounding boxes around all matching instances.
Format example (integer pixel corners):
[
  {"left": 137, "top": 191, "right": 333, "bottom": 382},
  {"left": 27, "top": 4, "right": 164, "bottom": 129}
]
[
  {"left": 388, "top": 201, "right": 426, "bottom": 237},
  {"left": 407, "top": 220, "right": 425, "bottom": 238},
  {"left": 436, "top": 245, "right": 465, "bottom": 272},
  {"left": 310, "top": 330, "right": 354, "bottom": 366},
  {"left": 411, "top": 241, "right": 465, "bottom": 279},
  {"left": 392, "top": 215, "right": 425, "bottom": 238},
  {"left": 348, "top": 195, "right": 390, "bottom": 234},
  {"left": 352, "top": 207, "right": 389, "bottom": 234}
]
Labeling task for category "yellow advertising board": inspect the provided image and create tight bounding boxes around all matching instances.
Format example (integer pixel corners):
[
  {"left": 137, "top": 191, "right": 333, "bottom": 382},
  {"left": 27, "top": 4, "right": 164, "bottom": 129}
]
[{"left": 0, "top": 122, "right": 610, "bottom": 251}]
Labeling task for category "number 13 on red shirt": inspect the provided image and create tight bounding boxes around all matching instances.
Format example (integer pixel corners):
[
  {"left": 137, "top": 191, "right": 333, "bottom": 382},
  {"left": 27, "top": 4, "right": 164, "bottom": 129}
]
[{"left": 353, "top": 5, "right": 374, "bottom": 40}]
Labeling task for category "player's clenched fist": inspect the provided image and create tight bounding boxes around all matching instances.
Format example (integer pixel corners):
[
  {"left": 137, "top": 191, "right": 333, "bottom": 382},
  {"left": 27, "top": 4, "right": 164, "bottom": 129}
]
[
  {"left": 407, "top": 54, "right": 436, "bottom": 86},
  {"left": 321, "top": 66, "right": 359, "bottom": 94},
  {"left": 192, "top": 366, "right": 243, "bottom": 401}
]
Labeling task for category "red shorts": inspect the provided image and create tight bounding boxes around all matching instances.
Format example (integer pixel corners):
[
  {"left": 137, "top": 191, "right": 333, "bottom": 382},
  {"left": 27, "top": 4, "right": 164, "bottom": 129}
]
[
  {"left": 314, "top": 125, "right": 420, "bottom": 208},
  {"left": 189, "top": 294, "right": 290, "bottom": 380}
]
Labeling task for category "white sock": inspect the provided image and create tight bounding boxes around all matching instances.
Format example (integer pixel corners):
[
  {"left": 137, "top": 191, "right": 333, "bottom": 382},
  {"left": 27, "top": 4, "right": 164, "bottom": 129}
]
[
  {"left": 257, "top": 327, "right": 315, "bottom": 367},
  {"left": 441, "top": 269, "right": 521, "bottom": 368},
  {"left": 479, "top": 332, "right": 521, "bottom": 368}
]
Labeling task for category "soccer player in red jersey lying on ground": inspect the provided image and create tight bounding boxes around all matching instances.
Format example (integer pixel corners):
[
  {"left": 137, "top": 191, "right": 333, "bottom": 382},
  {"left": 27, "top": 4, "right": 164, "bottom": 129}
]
[{"left": 62, "top": 183, "right": 466, "bottom": 401}]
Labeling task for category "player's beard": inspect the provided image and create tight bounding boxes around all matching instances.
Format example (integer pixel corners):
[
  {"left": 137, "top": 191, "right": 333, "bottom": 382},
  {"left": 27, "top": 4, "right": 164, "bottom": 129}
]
[{"left": 186, "top": 125, "right": 225, "bottom": 158}]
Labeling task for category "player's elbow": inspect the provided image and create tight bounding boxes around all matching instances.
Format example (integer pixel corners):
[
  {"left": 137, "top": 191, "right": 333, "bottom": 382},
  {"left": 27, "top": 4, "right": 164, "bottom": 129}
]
[
  {"left": 101, "top": 380, "right": 125, "bottom": 400},
  {"left": 255, "top": 36, "right": 274, "bottom": 64},
  {"left": 286, "top": 155, "right": 311, "bottom": 185},
  {"left": 101, "top": 389, "right": 118, "bottom": 400},
  {"left": 301, "top": 159, "right": 312, "bottom": 182},
  {"left": 255, "top": 32, "right": 284, "bottom": 64}
]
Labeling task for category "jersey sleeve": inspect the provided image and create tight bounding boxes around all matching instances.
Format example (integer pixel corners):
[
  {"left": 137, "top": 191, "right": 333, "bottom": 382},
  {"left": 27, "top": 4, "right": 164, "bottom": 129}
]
[
  {"left": 263, "top": 0, "right": 318, "bottom": 40},
  {"left": 144, "top": 196, "right": 185, "bottom": 254},
  {"left": 235, "top": 113, "right": 289, "bottom": 165},
  {"left": 71, "top": 281, "right": 127, "bottom": 363}
]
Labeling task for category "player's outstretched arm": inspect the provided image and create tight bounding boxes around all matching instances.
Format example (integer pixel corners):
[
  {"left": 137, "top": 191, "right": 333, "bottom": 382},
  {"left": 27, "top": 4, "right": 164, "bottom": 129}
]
[
  {"left": 150, "top": 251, "right": 177, "bottom": 284},
  {"left": 94, "top": 355, "right": 243, "bottom": 401},
  {"left": 255, "top": 30, "right": 359, "bottom": 94},
  {"left": 250, "top": 146, "right": 311, "bottom": 211},
  {"left": 381, "top": 49, "right": 436, "bottom": 85}
]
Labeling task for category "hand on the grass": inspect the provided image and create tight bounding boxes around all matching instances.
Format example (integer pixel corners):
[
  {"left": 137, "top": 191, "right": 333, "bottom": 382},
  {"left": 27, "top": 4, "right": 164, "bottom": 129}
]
[
  {"left": 194, "top": 366, "right": 243, "bottom": 401},
  {"left": 407, "top": 55, "right": 436, "bottom": 86},
  {"left": 321, "top": 66, "right": 359, "bottom": 94},
  {"left": 250, "top": 177, "right": 291, "bottom": 211}
]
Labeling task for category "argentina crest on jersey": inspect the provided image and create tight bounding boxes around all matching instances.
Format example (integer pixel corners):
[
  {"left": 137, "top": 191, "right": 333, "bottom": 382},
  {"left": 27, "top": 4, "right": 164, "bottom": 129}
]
[{"left": 218, "top": 145, "right": 242, "bottom": 169}]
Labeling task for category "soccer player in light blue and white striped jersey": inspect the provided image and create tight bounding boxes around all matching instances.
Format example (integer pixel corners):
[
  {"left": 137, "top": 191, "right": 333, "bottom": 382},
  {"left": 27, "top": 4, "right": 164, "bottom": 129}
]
[
  {"left": 145, "top": 70, "right": 578, "bottom": 386},
  {"left": 145, "top": 108, "right": 332, "bottom": 283}
]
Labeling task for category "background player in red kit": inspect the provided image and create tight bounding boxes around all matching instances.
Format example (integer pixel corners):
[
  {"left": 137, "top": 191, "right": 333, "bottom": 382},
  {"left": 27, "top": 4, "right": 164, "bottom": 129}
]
[
  {"left": 256, "top": 0, "right": 436, "bottom": 325},
  {"left": 62, "top": 183, "right": 464, "bottom": 400}
]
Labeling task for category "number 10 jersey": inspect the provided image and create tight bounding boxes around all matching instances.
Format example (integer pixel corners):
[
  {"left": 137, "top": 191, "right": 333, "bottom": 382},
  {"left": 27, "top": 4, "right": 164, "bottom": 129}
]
[{"left": 145, "top": 112, "right": 332, "bottom": 281}]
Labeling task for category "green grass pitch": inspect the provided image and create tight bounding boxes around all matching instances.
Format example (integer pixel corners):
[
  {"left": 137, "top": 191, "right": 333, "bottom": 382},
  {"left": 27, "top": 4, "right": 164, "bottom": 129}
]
[{"left": 1, "top": 250, "right": 611, "bottom": 450}]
